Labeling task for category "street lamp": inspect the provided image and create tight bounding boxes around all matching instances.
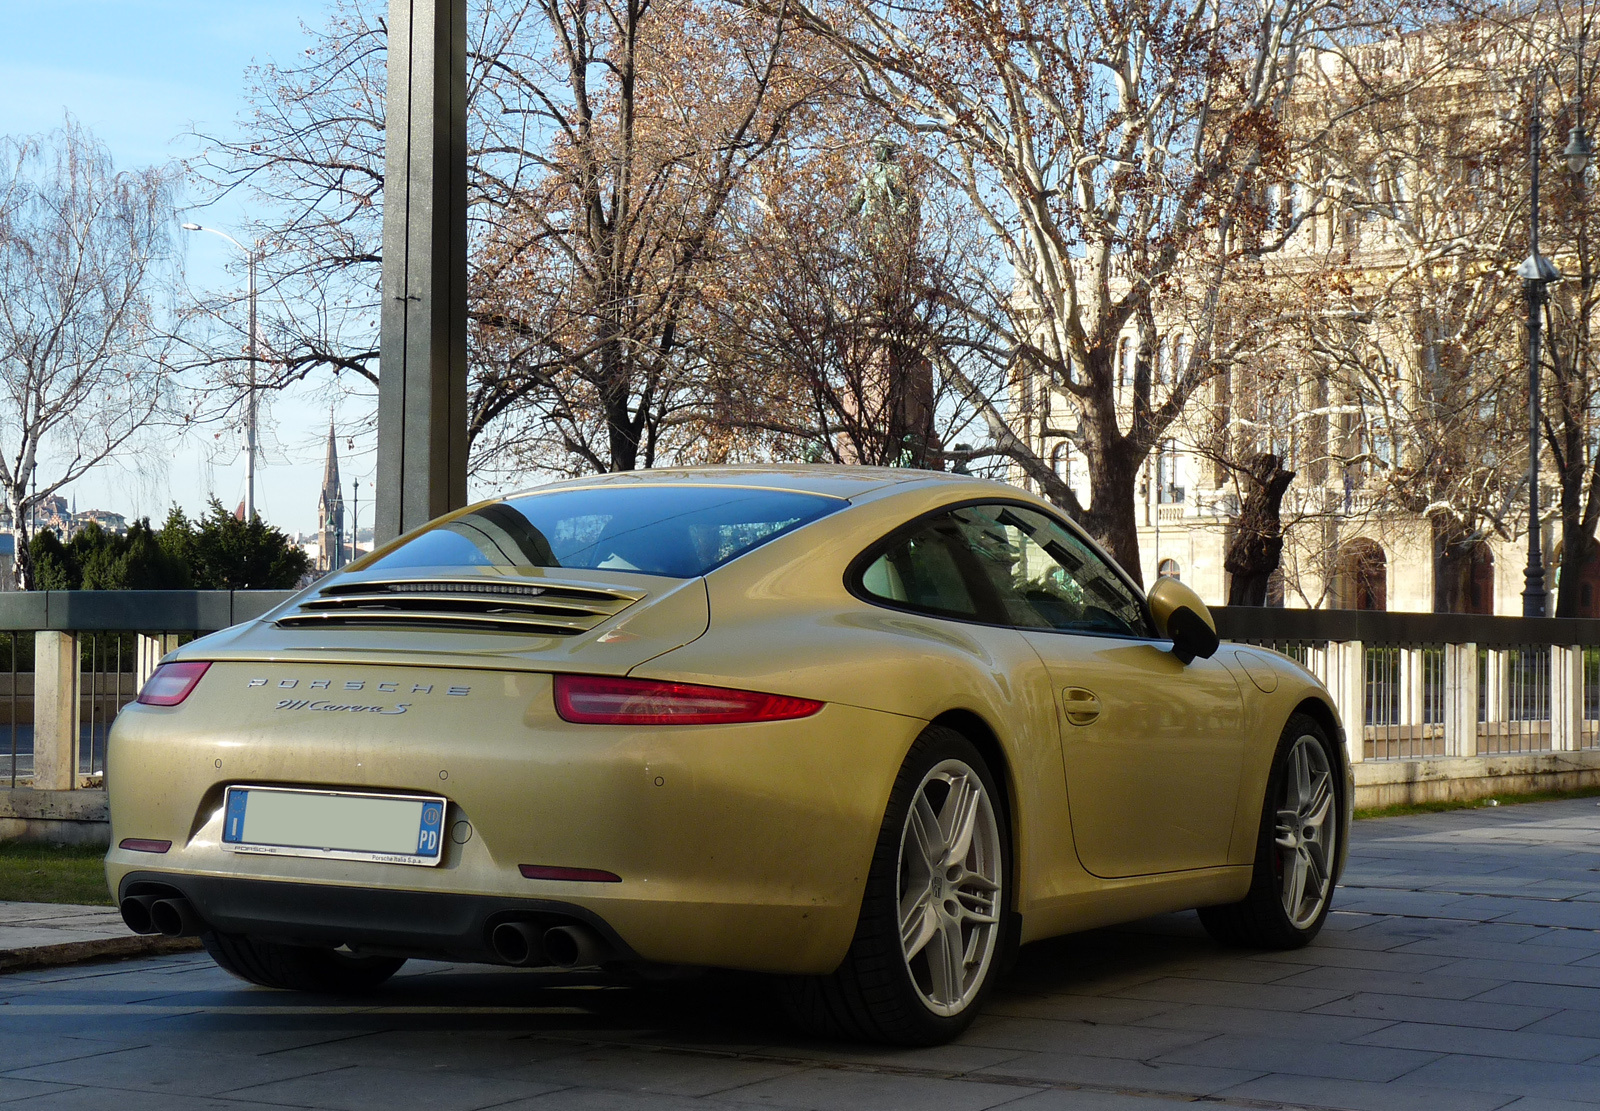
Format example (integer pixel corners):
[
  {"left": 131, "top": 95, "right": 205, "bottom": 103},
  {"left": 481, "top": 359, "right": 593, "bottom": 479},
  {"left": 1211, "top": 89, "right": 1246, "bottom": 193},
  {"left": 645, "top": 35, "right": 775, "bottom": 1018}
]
[
  {"left": 181, "top": 222, "right": 260, "bottom": 522},
  {"left": 1520, "top": 51, "right": 1593, "bottom": 619}
]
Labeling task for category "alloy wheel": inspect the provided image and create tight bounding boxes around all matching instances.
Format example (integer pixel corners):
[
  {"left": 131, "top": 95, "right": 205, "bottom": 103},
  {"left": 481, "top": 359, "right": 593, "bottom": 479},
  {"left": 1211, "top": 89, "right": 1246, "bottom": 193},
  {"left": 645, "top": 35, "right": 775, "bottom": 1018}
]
[
  {"left": 896, "top": 758, "right": 1003, "bottom": 1016},
  {"left": 1274, "top": 734, "right": 1335, "bottom": 928}
]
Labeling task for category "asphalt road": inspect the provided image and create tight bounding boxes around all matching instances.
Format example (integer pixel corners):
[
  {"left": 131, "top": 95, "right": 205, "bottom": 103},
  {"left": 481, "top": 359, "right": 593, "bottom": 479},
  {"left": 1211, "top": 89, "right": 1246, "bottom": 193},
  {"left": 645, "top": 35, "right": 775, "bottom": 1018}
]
[{"left": 1, "top": 798, "right": 1598, "bottom": 1111}]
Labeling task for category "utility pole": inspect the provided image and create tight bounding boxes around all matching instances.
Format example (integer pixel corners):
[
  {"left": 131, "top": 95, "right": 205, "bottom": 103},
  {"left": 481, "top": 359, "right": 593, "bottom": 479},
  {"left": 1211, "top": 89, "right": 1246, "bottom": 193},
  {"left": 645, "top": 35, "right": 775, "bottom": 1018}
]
[{"left": 375, "top": 0, "right": 469, "bottom": 542}]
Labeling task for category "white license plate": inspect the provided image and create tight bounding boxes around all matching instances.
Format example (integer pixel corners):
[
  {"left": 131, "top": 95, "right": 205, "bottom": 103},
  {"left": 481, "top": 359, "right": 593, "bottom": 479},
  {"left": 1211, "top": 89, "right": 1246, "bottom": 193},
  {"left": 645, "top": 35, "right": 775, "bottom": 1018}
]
[{"left": 221, "top": 786, "right": 448, "bottom": 866}]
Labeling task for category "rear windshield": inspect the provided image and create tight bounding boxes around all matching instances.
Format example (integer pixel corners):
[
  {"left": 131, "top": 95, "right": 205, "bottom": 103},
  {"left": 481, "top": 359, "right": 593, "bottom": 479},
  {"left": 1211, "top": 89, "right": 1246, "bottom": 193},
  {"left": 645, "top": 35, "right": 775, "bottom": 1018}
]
[{"left": 365, "top": 485, "right": 845, "bottom": 579}]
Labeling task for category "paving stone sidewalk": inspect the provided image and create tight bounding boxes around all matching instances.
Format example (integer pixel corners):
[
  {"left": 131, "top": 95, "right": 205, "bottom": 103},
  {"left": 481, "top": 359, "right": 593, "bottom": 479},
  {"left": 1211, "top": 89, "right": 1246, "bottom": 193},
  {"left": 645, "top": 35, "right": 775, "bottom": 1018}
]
[
  {"left": 0, "top": 797, "right": 1597, "bottom": 1110},
  {"left": 0, "top": 902, "right": 198, "bottom": 972}
]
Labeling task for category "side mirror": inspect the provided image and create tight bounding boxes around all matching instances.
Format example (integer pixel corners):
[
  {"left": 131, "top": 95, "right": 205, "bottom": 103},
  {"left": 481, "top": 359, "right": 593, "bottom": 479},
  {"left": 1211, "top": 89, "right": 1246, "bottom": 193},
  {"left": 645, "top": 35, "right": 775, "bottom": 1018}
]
[{"left": 1146, "top": 577, "right": 1220, "bottom": 665}]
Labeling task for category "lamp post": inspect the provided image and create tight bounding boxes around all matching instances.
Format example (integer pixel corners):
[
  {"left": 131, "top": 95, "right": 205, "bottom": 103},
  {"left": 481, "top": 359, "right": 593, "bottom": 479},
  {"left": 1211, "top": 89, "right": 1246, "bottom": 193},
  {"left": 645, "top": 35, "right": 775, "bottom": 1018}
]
[
  {"left": 1520, "top": 79, "right": 1564, "bottom": 617},
  {"left": 181, "top": 223, "right": 260, "bottom": 521}
]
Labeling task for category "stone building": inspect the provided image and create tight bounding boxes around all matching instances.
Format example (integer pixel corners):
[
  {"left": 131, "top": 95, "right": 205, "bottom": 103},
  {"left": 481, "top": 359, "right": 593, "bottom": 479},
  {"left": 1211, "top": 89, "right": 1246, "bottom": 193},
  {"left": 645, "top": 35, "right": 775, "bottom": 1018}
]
[{"left": 1010, "top": 26, "right": 1597, "bottom": 616}]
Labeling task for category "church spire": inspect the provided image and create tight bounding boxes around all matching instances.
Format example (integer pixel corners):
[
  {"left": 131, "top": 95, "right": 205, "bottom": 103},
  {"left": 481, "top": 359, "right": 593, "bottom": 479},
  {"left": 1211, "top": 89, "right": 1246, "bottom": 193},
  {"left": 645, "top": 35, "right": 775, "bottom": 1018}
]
[{"left": 317, "top": 424, "right": 346, "bottom": 572}]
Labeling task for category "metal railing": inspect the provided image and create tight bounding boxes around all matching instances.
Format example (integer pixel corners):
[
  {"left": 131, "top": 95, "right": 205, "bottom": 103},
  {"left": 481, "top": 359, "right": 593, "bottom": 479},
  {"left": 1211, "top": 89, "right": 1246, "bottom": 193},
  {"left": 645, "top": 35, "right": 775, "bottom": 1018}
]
[
  {"left": 1215, "top": 607, "right": 1600, "bottom": 762},
  {"left": 0, "top": 591, "right": 294, "bottom": 789},
  {"left": 5, "top": 592, "right": 1600, "bottom": 791}
]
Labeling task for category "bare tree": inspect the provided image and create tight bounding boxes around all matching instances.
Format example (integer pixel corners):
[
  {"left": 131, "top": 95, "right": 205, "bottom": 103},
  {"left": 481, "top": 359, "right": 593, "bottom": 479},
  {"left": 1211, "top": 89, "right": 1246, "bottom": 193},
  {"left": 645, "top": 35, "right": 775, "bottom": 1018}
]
[
  {"left": 710, "top": 136, "right": 1000, "bottom": 467},
  {"left": 194, "top": 0, "right": 838, "bottom": 481},
  {"left": 0, "top": 121, "right": 181, "bottom": 588},
  {"left": 467, "top": 0, "right": 841, "bottom": 477},
  {"left": 742, "top": 0, "right": 1432, "bottom": 579}
]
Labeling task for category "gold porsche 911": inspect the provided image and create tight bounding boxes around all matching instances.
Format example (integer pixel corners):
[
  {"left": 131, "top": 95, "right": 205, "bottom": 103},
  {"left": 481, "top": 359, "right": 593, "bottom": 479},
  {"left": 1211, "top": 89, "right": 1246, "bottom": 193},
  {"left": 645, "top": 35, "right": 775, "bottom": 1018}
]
[{"left": 107, "top": 466, "right": 1349, "bottom": 1044}]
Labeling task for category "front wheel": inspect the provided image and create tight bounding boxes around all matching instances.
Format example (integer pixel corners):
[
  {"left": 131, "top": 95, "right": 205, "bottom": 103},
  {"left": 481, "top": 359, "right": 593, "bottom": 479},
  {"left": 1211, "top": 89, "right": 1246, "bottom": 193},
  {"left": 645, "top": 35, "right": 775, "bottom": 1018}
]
[
  {"left": 204, "top": 931, "right": 406, "bottom": 993},
  {"left": 1200, "top": 712, "right": 1342, "bottom": 949},
  {"left": 783, "top": 725, "right": 1010, "bottom": 1045}
]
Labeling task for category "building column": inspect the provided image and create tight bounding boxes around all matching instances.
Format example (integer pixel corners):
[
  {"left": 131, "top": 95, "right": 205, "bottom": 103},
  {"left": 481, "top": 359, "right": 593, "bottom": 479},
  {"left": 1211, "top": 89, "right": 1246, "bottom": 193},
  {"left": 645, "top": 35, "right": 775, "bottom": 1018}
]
[
  {"left": 376, "top": 0, "right": 470, "bottom": 543},
  {"left": 32, "top": 631, "right": 78, "bottom": 791}
]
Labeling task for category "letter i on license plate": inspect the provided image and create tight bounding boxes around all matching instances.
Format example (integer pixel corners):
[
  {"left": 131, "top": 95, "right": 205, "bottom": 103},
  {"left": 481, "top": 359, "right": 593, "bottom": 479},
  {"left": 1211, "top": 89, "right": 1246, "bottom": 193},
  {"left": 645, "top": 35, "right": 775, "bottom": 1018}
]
[{"left": 222, "top": 786, "right": 449, "bottom": 866}]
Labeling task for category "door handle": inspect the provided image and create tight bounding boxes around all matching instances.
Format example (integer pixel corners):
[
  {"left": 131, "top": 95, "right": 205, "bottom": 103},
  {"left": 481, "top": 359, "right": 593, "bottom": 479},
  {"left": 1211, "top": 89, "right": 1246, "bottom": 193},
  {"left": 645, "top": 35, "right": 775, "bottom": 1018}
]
[{"left": 1062, "top": 687, "right": 1102, "bottom": 726}]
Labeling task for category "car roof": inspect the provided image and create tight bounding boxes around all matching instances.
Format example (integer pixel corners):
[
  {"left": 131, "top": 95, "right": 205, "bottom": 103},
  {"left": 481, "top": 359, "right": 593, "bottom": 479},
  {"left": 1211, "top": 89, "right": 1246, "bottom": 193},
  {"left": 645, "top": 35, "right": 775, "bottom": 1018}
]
[{"left": 505, "top": 465, "right": 990, "bottom": 501}]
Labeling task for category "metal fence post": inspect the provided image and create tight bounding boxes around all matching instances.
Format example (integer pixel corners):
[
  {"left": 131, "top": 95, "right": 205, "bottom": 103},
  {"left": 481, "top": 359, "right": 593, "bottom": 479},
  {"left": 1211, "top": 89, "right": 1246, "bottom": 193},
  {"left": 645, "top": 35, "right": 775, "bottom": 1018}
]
[
  {"left": 1552, "top": 645, "right": 1582, "bottom": 752},
  {"left": 31, "top": 630, "right": 78, "bottom": 790},
  {"left": 1444, "top": 642, "right": 1478, "bottom": 757}
]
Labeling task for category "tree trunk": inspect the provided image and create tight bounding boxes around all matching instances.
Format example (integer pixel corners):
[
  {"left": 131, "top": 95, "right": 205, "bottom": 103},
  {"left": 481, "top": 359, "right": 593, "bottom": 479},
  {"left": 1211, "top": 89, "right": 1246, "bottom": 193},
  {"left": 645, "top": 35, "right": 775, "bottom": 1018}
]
[
  {"left": 1082, "top": 453, "right": 1143, "bottom": 587},
  {"left": 8, "top": 490, "right": 31, "bottom": 591},
  {"left": 1224, "top": 453, "right": 1294, "bottom": 606},
  {"left": 1555, "top": 510, "right": 1598, "bottom": 617}
]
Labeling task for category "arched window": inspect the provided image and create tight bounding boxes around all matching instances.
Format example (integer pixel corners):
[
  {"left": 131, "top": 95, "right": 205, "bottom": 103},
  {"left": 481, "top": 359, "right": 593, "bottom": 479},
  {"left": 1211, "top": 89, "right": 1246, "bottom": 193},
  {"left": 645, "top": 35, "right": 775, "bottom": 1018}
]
[
  {"left": 1339, "top": 539, "right": 1387, "bottom": 611},
  {"left": 1051, "top": 442, "right": 1072, "bottom": 488},
  {"left": 1173, "top": 336, "right": 1191, "bottom": 384},
  {"left": 1158, "top": 558, "right": 1180, "bottom": 581}
]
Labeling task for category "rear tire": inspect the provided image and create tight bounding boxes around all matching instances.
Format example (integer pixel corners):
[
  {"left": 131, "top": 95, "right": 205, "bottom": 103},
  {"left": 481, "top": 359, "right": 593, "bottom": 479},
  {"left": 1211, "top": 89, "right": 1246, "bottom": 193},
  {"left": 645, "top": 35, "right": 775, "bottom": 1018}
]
[
  {"left": 1199, "top": 712, "right": 1342, "bottom": 949},
  {"left": 783, "top": 725, "right": 1010, "bottom": 1045},
  {"left": 203, "top": 931, "right": 405, "bottom": 993}
]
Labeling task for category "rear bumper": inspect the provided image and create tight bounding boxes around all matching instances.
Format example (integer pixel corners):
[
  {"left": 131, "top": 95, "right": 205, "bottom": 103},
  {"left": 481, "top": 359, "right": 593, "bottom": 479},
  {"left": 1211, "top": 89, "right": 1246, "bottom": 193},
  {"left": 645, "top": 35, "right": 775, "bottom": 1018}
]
[
  {"left": 107, "top": 664, "right": 927, "bottom": 974},
  {"left": 117, "top": 871, "right": 633, "bottom": 964}
]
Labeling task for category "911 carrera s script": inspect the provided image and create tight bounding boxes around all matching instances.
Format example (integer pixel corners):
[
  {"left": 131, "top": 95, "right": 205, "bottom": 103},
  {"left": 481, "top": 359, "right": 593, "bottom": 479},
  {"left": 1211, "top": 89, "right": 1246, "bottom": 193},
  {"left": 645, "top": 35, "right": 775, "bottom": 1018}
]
[{"left": 274, "top": 699, "right": 411, "bottom": 714}]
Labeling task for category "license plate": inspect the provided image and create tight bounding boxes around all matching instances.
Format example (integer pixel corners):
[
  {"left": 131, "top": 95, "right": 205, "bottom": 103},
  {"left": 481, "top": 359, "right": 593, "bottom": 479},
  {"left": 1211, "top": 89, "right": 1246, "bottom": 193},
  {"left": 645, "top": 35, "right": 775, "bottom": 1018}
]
[{"left": 221, "top": 786, "right": 447, "bottom": 866}]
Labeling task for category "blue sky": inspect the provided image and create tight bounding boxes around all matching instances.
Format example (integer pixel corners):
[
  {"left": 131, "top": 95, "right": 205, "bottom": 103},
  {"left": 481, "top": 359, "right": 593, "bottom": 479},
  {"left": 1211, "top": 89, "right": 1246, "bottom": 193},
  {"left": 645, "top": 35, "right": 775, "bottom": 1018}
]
[{"left": 0, "top": 0, "right": 368, "bottom": 536}]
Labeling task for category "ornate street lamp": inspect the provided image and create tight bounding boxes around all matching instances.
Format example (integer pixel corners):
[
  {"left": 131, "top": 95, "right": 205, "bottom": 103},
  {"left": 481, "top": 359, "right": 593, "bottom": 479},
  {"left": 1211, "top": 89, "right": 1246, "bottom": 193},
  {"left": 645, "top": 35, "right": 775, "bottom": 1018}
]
[
  {"left": 1520, "top": 80, "right": 1562, "bottom": 618},
  {"left": 1521, "top": 50, "right": 1592, "bottom": 618}
]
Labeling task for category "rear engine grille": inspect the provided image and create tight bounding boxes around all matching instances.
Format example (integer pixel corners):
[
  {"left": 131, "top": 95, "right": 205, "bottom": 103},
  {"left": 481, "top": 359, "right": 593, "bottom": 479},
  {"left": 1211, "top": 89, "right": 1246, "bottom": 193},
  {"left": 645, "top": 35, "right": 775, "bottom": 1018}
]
[{"left": 275, "top": 578, "right": 644, "bottom": 635}]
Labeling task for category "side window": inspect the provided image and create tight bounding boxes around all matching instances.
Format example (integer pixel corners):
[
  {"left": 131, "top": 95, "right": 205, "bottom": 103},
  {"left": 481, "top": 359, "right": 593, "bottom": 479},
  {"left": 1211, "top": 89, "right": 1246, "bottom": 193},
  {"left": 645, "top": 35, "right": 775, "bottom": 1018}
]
[
  {"left": 949, "top": 504, "right": 1153, "bottom": 637},
  {"left": 858, "top": 515, "right": 983, "bottom": 620}
]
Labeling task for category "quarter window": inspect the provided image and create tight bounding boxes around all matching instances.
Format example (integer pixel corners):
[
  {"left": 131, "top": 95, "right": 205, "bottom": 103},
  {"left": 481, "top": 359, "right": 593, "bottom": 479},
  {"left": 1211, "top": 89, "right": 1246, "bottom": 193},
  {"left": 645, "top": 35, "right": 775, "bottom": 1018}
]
[
  {"left": 858, "top": 516, "right": 984, "bottom": 619},
  {"left": 948, "top": 505, "right": 1152, "bottom": 637}
]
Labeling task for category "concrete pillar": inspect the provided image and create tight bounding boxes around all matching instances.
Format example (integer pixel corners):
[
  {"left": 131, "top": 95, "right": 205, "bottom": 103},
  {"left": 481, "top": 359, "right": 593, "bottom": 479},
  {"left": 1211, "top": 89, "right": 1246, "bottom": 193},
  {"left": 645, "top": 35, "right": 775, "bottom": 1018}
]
[
  {"left": 1484, "top": 649, "right": 1505, "bottom": 723},
  {"left": 1399, "top": 647, "right": 1421, "bottom": 727},
  {"left": 135, "top": 633, "right": 181, "bottom": 690},
  {"left": 1551, "top": 645, "right": 1582, "bottom": 752},
  {"left": 1444, "top": 642, "right": 1479, "bottom": 757},
  {"left": 31, "top": 631, "right": 78, "bottom": 791},
  {"left": 1330, "top": 640, "right": 1365, "bottom": 765},
  {"left": 376, "top": 0, "right": 470, "bottom": 543}
]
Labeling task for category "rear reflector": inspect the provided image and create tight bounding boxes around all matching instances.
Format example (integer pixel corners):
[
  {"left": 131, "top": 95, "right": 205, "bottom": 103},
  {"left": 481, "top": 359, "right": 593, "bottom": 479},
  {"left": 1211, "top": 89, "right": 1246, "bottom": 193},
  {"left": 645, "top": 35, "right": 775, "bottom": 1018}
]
[
  {"left": 118, "top": 839, "right": 171, "bottom": 853},
  {"left": 136, "top": 661, "right": 211, "bottom": 707},
  {"left": 519, "top": 864, "right": 621, "bottom": 883},
  {"left": 553, "top": 674, "right": 824, "bottom": 725}
]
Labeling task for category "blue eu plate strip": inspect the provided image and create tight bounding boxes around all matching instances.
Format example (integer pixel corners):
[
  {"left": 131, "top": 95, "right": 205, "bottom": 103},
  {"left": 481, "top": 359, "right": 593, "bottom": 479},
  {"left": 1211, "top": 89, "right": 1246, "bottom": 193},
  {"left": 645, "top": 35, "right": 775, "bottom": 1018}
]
[
  {"left": 223, "top": 789, "right": 249, "bottom": 844},
  {"left": 417, "top": 802, "right": 444, "bottom": 858}
]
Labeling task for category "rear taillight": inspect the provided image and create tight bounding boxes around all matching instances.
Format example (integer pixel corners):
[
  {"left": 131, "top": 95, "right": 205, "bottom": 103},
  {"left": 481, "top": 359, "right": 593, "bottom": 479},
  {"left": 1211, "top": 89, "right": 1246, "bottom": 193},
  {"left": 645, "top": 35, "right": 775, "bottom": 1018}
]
[
  {"left": 137, "top": 661, "right": 211, "bottom": 706},
  {"left": 553, "top": 674, "right": 823, "bottom": 725}
]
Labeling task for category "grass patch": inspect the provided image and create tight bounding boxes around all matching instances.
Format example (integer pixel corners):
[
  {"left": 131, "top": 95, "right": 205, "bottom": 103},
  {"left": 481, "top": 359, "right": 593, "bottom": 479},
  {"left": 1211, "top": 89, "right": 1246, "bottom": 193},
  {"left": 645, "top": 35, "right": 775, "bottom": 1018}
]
[
  {"left": 0, "top": 841, "right": 112, "bottom": 906},
  {"left": 1356, "top": 784, "right": 1600, "bottom": 821}
]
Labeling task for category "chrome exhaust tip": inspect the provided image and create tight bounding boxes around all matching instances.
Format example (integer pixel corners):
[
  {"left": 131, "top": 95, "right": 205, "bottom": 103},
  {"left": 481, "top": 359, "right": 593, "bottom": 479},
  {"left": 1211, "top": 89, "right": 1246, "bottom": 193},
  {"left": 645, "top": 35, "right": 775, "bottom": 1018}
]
[
  {"left": 490, "top": 921, "right": 545, "bottom": 966},
  {"left": 542, "top": 924, "right": 611, "bottom": 968},
  {"left": 148, "top": 897, "right": 202, "bottom": 938},
  {"left": 118, "top": 894, "right": 161, "bottom": 935}
]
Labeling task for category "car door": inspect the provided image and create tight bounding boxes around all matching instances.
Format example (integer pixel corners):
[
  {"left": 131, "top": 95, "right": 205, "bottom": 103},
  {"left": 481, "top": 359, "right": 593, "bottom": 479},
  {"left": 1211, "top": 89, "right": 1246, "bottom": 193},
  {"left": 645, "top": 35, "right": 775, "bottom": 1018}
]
[{"left": 941, "top": 503, "right": 1246, "bottom": 879}]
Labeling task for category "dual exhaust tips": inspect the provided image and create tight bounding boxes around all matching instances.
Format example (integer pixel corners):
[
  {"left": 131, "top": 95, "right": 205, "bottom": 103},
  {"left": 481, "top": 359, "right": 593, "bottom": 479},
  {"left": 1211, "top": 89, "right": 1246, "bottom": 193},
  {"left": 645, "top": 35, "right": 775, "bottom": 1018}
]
[
  {"left": 491, "top": 921, "right": 611, "bottom": 968},
  {"left": 120, "top": 894, "right": 202, "bottom": 938}
]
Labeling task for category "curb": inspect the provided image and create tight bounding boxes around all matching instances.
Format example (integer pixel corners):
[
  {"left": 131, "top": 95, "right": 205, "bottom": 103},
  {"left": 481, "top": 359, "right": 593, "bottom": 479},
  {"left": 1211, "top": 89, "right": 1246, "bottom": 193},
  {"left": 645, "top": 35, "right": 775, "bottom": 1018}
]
[{"left": 0, "top": 934, "right": 202, "bottom": 973}]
